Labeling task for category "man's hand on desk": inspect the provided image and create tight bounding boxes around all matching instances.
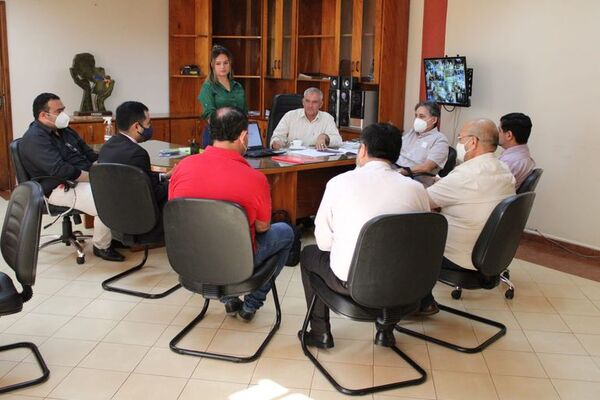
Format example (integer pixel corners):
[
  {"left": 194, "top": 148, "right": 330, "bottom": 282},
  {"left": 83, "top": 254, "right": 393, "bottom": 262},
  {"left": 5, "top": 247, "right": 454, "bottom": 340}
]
[
  {"left": 271, "top": 140, "right": 283, "bottom": 150},
  {"left": 315, "top": 134, "right": 330, "bottom": 151}
]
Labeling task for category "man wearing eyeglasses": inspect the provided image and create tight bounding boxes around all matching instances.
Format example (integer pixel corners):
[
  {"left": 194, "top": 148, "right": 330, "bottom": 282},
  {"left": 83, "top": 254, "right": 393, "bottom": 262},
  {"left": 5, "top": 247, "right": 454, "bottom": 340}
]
[
  {"left": 19, "top": 92, "right": 125, "bottom": 262},
  {"left": 417, "top": 119, "right": 515, "bottom": 315}
]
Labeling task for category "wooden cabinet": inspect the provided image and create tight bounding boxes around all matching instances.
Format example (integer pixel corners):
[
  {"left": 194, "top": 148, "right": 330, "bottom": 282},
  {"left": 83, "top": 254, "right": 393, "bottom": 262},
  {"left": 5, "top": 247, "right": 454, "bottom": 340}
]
[
  {"left": 340, "top": 0, "right": 380, "bottom": 82},
  {"left": 169, "top": 0, "right": 409, "bottom": 129},
  {"left": 69, "top": 115, "right": 202, "bottom": 146}
]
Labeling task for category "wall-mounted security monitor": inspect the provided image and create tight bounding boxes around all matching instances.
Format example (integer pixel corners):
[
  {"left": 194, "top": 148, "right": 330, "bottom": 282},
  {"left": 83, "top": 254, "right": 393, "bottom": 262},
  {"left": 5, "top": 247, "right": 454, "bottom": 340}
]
[{"left": 424, "top": 56, "right": 471, "bottom": 107}]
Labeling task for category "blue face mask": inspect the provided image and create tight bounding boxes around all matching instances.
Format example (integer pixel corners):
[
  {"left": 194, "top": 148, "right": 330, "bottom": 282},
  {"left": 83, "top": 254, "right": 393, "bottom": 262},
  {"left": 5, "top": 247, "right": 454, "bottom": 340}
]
[{"left": 138, "top": 124, "right": 153, "bottom": 141}]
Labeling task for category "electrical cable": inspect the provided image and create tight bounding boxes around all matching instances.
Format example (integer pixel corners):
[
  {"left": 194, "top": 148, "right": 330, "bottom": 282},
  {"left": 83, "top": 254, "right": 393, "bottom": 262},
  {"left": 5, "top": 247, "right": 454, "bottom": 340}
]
[{"left": 532, "top": 229, "right": 600, "bottom": 259}]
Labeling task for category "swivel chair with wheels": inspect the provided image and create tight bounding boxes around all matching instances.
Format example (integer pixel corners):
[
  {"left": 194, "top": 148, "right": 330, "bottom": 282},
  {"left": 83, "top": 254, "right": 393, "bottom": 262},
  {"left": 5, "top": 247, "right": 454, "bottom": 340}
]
[
  {"left": 164, "top": 198, "right": 281, "bottom": 362},
  {"left": 89, "top": 163, "right": 180, "bottom": 298},
  {"left": 300, "top": 213, "right": 447, "bottom": 395},
  {"left": 0, "top": 182, "right": 50, "bottom": 394},
  {"left": 265, "top": 93, "right": 303, "bottom": 145},
  {"left": 438, "top": 192, "right": 536, "bottom": 300},
  {"left": 9, "top": 139, "right": 91, "bottom": 264}
]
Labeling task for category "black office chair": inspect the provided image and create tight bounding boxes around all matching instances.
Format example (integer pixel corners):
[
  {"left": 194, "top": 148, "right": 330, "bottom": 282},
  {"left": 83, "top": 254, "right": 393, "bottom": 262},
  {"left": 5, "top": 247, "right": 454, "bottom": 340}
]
[
  {"left": 0, "top": 182, "right": 50, "bottom": 394},
  {"left": 10, "top": 139, "right": 92, "bottom": 264},
  {"left": 164, "top": 198, "right": 281, "bottom": 362},
  {"left": 395, "top": 193, "right": 535, "bottom": 354},
  {"left": 438, "top": 146, "right": 457, "bottom": 177},
  {"left": 266, "top": 93, "right": 303, "bottom": 145},
  {"left": 89, "top": 163, "right": 180, "bottom": 298},
  {"left": 300, "top": 213, "right": 447, "bottom": 395},
  {"left": 517, "top": 168, "right": 543, "bottom": 194}
]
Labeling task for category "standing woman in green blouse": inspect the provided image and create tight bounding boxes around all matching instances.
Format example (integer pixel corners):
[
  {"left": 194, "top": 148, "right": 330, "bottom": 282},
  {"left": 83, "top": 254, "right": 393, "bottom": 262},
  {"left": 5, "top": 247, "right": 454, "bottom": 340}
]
[{"left": 199, "top": 45, "right": 248, "bottom": 146}]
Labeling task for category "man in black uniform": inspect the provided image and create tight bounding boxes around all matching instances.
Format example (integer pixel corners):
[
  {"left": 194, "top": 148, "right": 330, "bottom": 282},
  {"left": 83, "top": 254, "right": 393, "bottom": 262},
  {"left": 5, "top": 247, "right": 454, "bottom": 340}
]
[{"left": 20, "top": 92, "right": 124, "bottom": 261}]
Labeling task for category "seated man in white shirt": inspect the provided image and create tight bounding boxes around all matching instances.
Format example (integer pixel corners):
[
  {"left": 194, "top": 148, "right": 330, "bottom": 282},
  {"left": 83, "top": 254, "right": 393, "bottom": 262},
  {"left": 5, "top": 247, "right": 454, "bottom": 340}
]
[
  {"left": 397, "top": 101, "right": 449, "bottom": 187},
  {"left": 418, "top": 119, "right": 515, "bottom": 315},
  {"left": 498, "top": 112, "right": 535, "bottom": 188},
  {"left": 299, "top": 123, "right": 430, "bottom": 349},
  {"left": 270, "top": 87, "right": 343, "bottom": 151}
]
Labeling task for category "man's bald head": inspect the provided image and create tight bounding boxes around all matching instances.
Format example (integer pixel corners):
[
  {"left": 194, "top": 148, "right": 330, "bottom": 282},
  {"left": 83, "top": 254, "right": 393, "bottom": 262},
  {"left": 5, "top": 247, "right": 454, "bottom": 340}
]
[{"left": 463, "top": 119, "right": 499, "bottom": 153}]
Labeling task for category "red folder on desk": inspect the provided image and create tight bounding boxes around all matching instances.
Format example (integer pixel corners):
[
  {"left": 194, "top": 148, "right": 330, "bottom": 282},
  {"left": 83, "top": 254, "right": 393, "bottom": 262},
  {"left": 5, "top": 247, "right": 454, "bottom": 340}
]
[{"left": 271, "top": 155, "right": 315, "bottom": 164}]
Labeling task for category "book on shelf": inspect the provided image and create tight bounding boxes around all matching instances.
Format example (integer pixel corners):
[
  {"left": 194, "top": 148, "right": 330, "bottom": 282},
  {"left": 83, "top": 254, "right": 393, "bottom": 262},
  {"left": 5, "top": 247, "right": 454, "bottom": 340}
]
[{"left": 298, "top": 72, "right": 331, "bottom": 80}]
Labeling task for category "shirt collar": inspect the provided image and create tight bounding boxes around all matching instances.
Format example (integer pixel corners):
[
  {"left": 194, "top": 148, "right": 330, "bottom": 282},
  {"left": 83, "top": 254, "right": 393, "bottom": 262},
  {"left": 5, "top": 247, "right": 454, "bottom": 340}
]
[
  {"left": 360, "top": 160, "right": 393, "bottom": 171},
  {"left": 119, "top": 131, "right": 138, "bottom": 143},
  {"left": 415, "top": 126, "right": 439, "bottom": 138},
  {"left": 301, "top": 109, "right": 321, "bottom": 122},
  {"left": 204, "top": 145, "right": 250, "bottom": 166},
  {"left": 32, "top": 120, "right": 56, "bottom": 134},
  {"left": 502, "top": 144, "right": 529, "bottom": 155}
]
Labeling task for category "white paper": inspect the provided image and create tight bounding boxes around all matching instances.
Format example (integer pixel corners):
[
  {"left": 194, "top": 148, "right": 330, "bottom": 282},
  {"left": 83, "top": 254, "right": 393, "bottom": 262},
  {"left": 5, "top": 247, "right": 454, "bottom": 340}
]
[{"left": 288, "top": 149, "right": 342, "bottom": 157}]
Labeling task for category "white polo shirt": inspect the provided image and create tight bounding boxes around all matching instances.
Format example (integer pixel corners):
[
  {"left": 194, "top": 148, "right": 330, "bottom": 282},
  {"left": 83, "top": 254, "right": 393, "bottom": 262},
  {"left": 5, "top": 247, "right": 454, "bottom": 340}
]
[
  {"left": 314, "top": 160, "right": 430, "bottom": 280},
  {"left": 270, "top": 109, "right": 343, "bottom": 148},
  {"left": 427, "top": 153, "right": 516, "bottom": 270}
]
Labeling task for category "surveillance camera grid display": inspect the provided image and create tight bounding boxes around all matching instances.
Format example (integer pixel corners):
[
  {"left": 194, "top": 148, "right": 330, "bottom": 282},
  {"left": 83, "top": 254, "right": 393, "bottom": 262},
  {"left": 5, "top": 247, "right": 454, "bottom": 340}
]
[{"left": 424, "top": 57, "right": 468, "bottom": 106}]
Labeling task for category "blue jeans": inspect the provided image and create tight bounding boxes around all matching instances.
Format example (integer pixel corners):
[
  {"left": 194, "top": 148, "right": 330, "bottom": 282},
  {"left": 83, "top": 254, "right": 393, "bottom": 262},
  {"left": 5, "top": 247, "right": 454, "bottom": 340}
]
[{"left": 222, "top": 222, "right": 294, "bottom": 312}]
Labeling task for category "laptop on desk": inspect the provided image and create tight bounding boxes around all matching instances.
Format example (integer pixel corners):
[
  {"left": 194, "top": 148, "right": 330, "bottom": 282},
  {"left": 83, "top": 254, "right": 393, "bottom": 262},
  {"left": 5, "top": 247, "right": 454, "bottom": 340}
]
[{"left": 245, "top": 122, "right": 285, "bottom": 158}]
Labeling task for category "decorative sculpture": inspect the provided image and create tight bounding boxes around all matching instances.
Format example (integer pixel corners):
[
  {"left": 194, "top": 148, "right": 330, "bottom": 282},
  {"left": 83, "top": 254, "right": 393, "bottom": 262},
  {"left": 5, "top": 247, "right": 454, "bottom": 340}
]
[{"left": 70, "top": 53, "right": 115, "bottom": 115}]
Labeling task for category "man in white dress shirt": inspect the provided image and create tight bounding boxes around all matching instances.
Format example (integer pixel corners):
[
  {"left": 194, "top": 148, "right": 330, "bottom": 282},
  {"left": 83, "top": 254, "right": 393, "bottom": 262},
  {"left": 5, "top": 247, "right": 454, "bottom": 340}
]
[
  {"left": 270, "top": 87, "right": 342, "bottom": 151},
  {"left": 299, "top": 123, "right": 430, "bottom": 349},
  {"left": 418, "top": 119, "right": 515, "bottom": 315}
]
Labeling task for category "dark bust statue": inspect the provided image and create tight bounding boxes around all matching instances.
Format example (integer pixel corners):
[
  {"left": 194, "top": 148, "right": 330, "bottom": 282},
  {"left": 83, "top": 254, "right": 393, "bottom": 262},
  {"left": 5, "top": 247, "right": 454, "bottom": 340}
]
[{"left": 70, "top": 53, "right": 115, "bottom": 114}]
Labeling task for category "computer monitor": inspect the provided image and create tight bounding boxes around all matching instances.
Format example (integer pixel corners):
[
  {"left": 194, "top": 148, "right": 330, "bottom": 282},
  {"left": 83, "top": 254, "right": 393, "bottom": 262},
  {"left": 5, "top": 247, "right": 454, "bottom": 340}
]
[{"left": 424, "top": 56, "right": 470, "bottom": 107}]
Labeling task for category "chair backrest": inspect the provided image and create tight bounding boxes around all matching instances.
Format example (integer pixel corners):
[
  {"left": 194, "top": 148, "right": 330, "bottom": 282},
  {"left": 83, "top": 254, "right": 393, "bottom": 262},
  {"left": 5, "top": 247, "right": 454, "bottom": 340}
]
[
  {"left": 472, "top": 192, "right": 536, "bottom": 276},
  {"left": 347, "top": 213, "right": 448, "bottom": 309},
  {"left": 164, "top": 198, "right": 255, "bottom": 285},
  {"left": 89, "top": 163, "right": 159, "bottom": 235},
  {"left": 517, "top": 168, "right": 543, "bottom": 194},
  {"left": 9, "top": 139, "right": 32, "bottom": 184},
  {"left": 266, "top": 93, "right": 303, "bottom": 145},
  {"left": 1, "top": 181, "right": 44, "bottom": 286},
  {"left": 438, "top": 146, "right": 457, "bottom": 178}
]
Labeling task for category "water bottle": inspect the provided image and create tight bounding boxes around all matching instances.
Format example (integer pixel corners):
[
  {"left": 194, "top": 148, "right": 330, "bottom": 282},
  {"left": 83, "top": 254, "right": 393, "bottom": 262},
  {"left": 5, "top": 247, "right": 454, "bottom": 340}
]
[{"left": 103, "top": 117, "right": 113, "bottom": 141}]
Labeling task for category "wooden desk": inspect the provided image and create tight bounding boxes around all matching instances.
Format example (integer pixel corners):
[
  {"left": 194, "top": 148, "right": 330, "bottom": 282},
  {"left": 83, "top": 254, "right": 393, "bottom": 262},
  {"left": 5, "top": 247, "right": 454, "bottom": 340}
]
[
  {"left": 93, "top": 140, "right": 356, "bottom": 224},
  {"left": 146, "top": 141, "right": 356, "bottom": 223}
]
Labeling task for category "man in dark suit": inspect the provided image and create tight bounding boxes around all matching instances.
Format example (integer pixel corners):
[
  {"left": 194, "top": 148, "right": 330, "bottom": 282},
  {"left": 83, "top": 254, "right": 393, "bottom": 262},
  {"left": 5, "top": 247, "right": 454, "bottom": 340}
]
[
  {"left": 98, "top": 101, "right": 169, "bottom": 244},
  {"left": 98, "top": 101, "right": 169, "bottom": 209}
]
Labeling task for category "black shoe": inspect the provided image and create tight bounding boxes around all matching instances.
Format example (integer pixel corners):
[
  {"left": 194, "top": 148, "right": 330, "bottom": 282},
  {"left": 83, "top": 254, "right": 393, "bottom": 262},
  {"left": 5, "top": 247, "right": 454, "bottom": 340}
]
[
  {"left": 224, "top": 298, "right": 243, "bottom": 316},
  {"left": 110, "top": 239, "right": 129, "bottom": 249},
  {"left": 297, "top": 330, "right": 334, "bottom": 349},
  {"left": 238, "top": 307, "right": 256, "bottom": 322},
  {"left": 414, "top": 301, "right": 440, "bottom": 317},
  {"left": 93, "top": 246, "right": 125, "bottom": 262}
]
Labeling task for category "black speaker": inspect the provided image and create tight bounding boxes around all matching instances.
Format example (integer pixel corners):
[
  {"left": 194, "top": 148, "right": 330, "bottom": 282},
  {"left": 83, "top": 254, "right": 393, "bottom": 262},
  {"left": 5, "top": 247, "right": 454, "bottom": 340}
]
[
  {"left": 349, "top": 90, "right": 378, "bottom": 129},
  {"left": 328, "top": 89, "right": 338, "bottom": 123},
  {"left": 330, "top": 76, "right": 340, "bottom": 90},
  {"left": 341, "top": 76, "right": 358, "bottom": 91},
  {"left": 338, "top": 89, "right": 350, "bottom": 127}
]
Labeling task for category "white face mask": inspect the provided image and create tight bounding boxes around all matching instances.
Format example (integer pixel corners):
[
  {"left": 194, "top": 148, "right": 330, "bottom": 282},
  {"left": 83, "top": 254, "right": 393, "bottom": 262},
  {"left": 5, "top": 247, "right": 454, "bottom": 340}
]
[
  {"left": 413, "top": 118, "right": 428, "bottom": 133},
  {"left": 455, "top": 138, "right": 474, "bottom": 164},
  {"left": 54, "top": 112, "right": 70, "bottom": 129}
]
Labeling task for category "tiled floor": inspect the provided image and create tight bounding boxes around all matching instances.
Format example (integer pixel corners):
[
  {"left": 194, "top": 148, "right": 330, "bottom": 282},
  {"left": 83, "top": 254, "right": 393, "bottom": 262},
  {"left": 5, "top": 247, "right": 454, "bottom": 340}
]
[{"left": 1, "top": 202, "right": 600, "bottom": 399}]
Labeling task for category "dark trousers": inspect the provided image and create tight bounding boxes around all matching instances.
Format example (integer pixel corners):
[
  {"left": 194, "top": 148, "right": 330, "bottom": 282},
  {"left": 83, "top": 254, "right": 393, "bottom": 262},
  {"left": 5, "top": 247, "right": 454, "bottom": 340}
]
[{"left": 300, "top": 245, "right": 350, "bottom": 334}]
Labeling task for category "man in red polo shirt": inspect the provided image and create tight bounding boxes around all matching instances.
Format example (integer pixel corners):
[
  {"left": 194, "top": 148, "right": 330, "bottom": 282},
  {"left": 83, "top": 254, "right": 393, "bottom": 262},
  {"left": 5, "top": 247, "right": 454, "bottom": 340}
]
[{"left": 169, "top": 107, "right": 294, "bottom": 321}]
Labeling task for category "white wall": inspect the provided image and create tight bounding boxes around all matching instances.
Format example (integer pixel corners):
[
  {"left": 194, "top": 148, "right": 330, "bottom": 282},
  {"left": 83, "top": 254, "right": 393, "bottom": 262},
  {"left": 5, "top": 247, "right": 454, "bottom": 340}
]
[
  {"left": 5, "top": 0, "right": 169, "bottom": 137},
  {"left": 403, "top": 0, "right": 424, "bottom": 133},
  {"left": 404, "top": 0, "right": 600, "bottom": 248}
]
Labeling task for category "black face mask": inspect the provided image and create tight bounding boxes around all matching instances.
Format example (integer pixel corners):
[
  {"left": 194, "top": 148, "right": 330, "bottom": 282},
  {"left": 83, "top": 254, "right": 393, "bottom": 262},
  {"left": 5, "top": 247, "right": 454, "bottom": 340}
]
[{"left": 138, "top": 124, "right": 154, "bottom": 141}]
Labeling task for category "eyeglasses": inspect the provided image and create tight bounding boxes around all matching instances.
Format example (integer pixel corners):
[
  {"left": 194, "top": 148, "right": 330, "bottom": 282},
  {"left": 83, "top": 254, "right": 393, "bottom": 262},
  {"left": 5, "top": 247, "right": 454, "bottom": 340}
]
[{"left": 457, "top": 134, "right": 477, "bottom": 142}]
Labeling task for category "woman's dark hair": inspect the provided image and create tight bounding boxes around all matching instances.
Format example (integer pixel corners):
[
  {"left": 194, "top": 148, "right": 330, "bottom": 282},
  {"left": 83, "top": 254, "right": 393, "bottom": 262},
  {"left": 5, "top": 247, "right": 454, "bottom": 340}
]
[
  {"left": 415, "top": 100, "right": 441, "bottom": 127},
  {"left": 209, "top": 107, "right": 248, "bottom": 142},
  {"left": 208, "top": 45, "right": 234, "bottom": 83},
  {"left": 360, "top": 123, "right": 403, "bottom": 163}
]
